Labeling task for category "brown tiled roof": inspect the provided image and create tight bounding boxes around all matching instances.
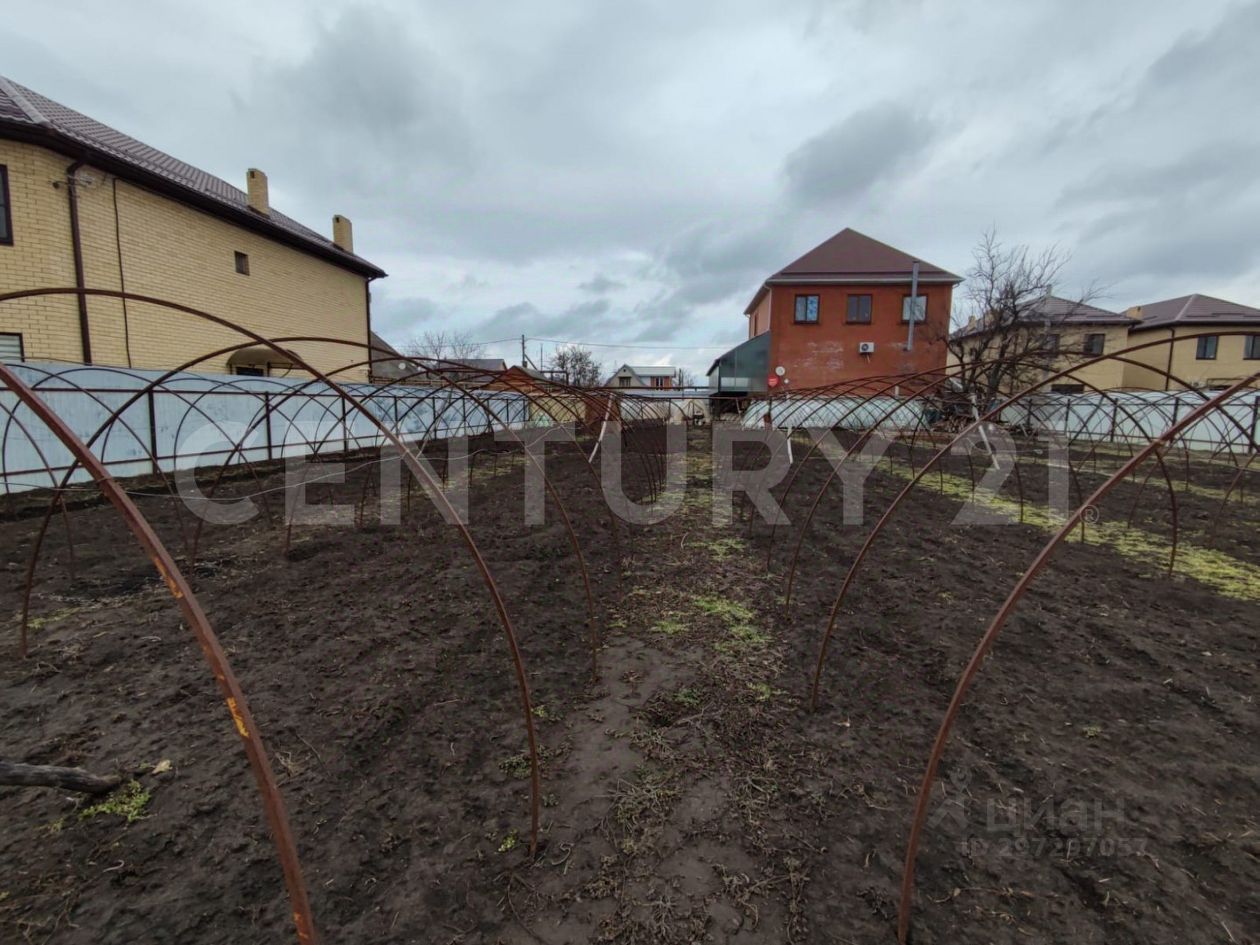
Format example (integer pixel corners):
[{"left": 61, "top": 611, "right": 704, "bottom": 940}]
[
  {"left": 0, "top": 76, "right": 385, "bottom": 278},
  {"left": 949, "top": 295, "right": 1133, "bottom": 340},
  {"left": 1127, "top": 293, "right": 1260, "bottom": 331},
  {"left": 745, "top": 228, "right": 960, "bottom": 313},
  {"left": 1024, "top": 295, "right": 1133, "bottom": 326}
]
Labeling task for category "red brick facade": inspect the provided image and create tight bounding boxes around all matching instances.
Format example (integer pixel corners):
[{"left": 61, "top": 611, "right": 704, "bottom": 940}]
[
  {"left": 755, "top": 281, "right": 955, "bottom": 389},
  {"left": 730, "top": 229, "right": 961, "bottom": 392}
]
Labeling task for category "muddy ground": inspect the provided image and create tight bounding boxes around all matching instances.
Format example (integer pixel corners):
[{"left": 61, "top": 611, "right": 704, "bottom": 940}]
[{"left": 1, "top": 428, "right": 1256, "bottom": 944}]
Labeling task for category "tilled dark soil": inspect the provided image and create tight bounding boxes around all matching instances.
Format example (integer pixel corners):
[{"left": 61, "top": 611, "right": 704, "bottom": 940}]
[{"left": 1, "top": 429, "right": 1256, "bottom": 944}]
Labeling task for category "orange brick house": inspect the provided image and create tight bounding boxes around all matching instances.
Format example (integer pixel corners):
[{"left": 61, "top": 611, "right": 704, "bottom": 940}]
[{"left": 710, "top": 228, "right": 960, "bottom": 393}]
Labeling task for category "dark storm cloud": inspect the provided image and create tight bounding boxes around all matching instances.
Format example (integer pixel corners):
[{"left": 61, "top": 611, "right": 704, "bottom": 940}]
[{"left": 782, "top": 104, "right": 937, "bottom": 207}]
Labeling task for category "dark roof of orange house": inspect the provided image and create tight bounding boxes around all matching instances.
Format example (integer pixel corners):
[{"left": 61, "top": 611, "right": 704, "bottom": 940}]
[
  {"left": 0, "top": 76, "right": 385, "bottom": 278},
  {"left": 1127, "top": 293, "right": 1260, "bottom": 332},
  {"left": 745, "top": 228, "right": 961, "bottom": 314}
]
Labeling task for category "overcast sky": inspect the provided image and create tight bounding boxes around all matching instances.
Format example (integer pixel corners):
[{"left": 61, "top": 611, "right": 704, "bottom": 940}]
[{"left": 4, "top": 0, "right": 1257, "bottom": 376}]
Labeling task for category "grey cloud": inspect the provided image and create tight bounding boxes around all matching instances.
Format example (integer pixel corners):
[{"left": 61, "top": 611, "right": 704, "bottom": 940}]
[
  {"left": 578, "top": 274, "right": 625, "bottom": 294},
  {"left": 1144, "top": 2, "right": 1260, "bottom": 92},
  {"left": 782, "top": 104, "right": 936, "bottom": 206},
  {"left": 241, "top": 4, "right": 474, "bottom": 198},
  {"left": 1059, "top": 143, "right": 1260, "bottom": 208},
  {"left": 3, "top": 0, "right": 1255, "bottom": 380},
  {"left": 370, "top": 292, "right": 445, "bottom": 338},
  {"left": 470, "top": 298, "right": 619, "bottom": 343}
]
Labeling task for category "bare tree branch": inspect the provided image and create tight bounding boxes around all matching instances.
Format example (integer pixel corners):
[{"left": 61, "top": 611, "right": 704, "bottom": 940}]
[
  {"left": 402, "top": 329, "right": 486, "bottom": 362},
  {"left": 544, "top": 346, "right": 602, "bottom": 387},
  {"left": 922, "top": 227, "right": 1102, "bottom": 407}
]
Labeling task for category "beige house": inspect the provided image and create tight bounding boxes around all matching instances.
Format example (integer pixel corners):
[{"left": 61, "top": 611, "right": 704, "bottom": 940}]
[
  {"left": 948, "top": 296, "right": 1136, "bottom": 393},
  {"left": 0, "top": 77, "right": 385, "bottom": 379},
  {"left": 1119, "top": 294, "right": 1260, "bottom": 390},
  {"left": 606, "top": 364, "right": 684, "bottom": 389}
]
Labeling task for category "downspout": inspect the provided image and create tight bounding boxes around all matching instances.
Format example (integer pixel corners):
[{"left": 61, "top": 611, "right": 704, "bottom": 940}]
[
  {"left": 64, "top": 159, "right": 92, "bottom": 363},
  {"left": 1164, "top": 328, "right": 1175, "bottom": 392},
  {"left": 111, "top": 177, "right": 134, "bottom": 367},
  {"left": 364, "top": 275, "right": 376, "bottom": 380}
]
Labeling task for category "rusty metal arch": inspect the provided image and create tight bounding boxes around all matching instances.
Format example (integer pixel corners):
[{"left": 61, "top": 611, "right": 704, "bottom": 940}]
[
  {"left": 0, "top": 287, "right": 556, "bottom": 942},
  {"left": 780, "top": 346, "right": 1258, "bottom": 621},
  {"left": 165, "top": 345, "right": 611, "bottom": 684},
  {"left": 810, "top": 334, "right": 1260, "bottom": 713},
  {"left": 0, "top": 362, "right": 321, "bottom": 945},
  {"left": 894, "top": 373, "right": 1259, "bottom": 943}
]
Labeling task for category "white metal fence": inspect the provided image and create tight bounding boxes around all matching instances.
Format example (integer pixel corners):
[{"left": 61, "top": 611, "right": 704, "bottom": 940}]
[
  {"left": 1, "top": 361, "right": 530, "bottom": 494},
  {"left": 744, "top": 389, "right": 1260, "bottom": 452}
]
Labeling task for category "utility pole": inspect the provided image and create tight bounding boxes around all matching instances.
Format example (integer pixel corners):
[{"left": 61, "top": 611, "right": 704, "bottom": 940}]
[{"left": 521, "top": 334, "right": 527, "bottom": 369}]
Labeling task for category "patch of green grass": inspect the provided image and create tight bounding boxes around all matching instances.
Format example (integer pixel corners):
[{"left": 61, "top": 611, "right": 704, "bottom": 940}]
[
  {"left": 701, "top": 537, "right": 747, "bottom": 560},
  {"left": 653, "top": 618, "right": 687, "bottom": 636},
  {"left": 531, "top": 704, "right": 551, "bottom": 720},
  {"left": 1082, "top": 723, "right": 1103, "bottom": 739},
  {"left": 882, "top": 462, "right": 1260, "bottom": 602},
  {"left": 693, "top": 595, "right": 755, "bottom": 625},
  {"left": 673, "top": 687, "right": 702, "bottom": 708},
  {"left": 747, "top": 681, "right": 782, "bottom": 703},
  {"left": 79, "top": 781, "right": 150, "bottom": 824},
  {"left": 498, "top": 753, "right": 532, "bottom": 779},
  {"left": 715, "top": 622, "right": 770, "bottom": 657},
  {"left": 24, "top": 605, "right": 86, "bottom": 633},
  {"left": 497, "top": 830, "right": 519, "bottom": 853}
]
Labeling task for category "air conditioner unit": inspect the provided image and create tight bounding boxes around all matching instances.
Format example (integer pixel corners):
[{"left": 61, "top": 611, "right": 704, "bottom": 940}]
[{"left": 858, "top": 342, "right": 876, "bottom": 354}]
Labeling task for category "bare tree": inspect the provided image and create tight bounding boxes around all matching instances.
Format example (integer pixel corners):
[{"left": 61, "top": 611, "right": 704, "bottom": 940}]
[
  {"left": 930, "top": 229, "right": 1101, "bottom": 409},
  {"left": 402, "top": 329, "right": 486, "bottom": 363},
  {"left": 545, "top": 346, "right": 602, "bottom": 387},
  {"left": 676, "top": 367, "right": 697, "bottom": 388}
]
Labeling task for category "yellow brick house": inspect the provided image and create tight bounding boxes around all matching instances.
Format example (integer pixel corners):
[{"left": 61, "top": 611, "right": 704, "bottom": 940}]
[
  {"left": 948, "top": 296, "right": 1136, "bottom": 393},
  {"left": 0, "top": 76, "right": 386, "bottom": 379},
  {"left": 1119, "top": 294, "right": 1260, "bottom": 390}
]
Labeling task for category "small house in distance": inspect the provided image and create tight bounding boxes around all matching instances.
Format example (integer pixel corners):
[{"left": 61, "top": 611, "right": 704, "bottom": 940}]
[
  {"left": 708, "top": 228, "right": 961, "bottom": 396},
  {"left": 606, "top": 364, "right": 683, "bottom": 389}
]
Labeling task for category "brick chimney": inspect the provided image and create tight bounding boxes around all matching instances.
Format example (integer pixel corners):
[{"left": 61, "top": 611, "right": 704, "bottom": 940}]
[
  {"left": 332, "top": 214, "right": 354, "bottom": 253},
  {"left": 246, "top": 168, "right": 269, "bottom": 215}
]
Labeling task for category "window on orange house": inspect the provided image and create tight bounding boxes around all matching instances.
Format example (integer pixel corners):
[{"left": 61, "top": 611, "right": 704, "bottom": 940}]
[
  {"left": 794, "top": 295, "right": 819, "bottom": 324},
  {"left": 846, "top": 294, "right": 872, "bottom": 324}
]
